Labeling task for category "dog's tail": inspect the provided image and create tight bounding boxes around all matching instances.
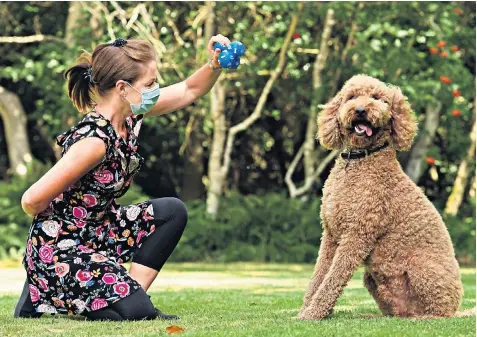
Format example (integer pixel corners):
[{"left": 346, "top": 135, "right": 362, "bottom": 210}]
[{"left": 455, "top": 306, "right": 476, "bottom": 318}]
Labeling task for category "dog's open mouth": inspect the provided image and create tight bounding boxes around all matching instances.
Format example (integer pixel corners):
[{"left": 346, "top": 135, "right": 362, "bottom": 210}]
[{"left": 351, "top": 120, "right": 377, "bottom": 137}]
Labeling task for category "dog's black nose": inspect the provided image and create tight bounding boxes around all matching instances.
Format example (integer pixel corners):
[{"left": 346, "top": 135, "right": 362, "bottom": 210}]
[{"left": 355, "top": 106, "right": 366, "bottom": 117}]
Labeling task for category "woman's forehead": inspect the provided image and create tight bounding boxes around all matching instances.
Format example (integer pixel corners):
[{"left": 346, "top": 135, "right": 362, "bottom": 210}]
[{"left": 139, "top": 61, "right": 158, "bottom": 81}]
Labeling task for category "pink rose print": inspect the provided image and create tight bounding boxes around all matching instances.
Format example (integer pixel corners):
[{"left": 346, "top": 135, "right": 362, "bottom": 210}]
[
  {"left": 27, "top": 257, "right": 35, "bottom": 271},
  {"left": 55, "top": 263, "right": 70, "bottom": 277},
  {"left": 113, "top": 282, "right": 130, "bottom": 297},
  {"left": 29, "top": 284, "right": 40, "bottom": 303},
  {"left": 76, "top": 269, "right": 93, "bottom": 282},
  {"left": 74, "top": 219, "right": 86, "bottom": 228},
  {"left": 27, "top": 239, "right": 32, "bottom": 256},
  {"left": 91, "top": 253, "right": 109, "bottom": 262},
  {"left": 73, "top": 206, "right": 87, "bottom": 219},
  {"left": 78, "top": 244, "right": 95, "bottom": 253},
  {"left": 37, "top": 278, "right": 48, "bottom": 291},
  {"left": 116, "top": 245, "right": 122, "bottom": 256},
  {"left": 90, "top": 298, "right": 108, "bottom": 310},
  {"left": 82, "top": 194, "right": 98, "bottom": 208},
  {"left": 94, "top": 170, "right": 114, "bottom": 184},
  {"left": 102, "top": 273, "right": 118, "bottom": 285},
  {"left": 39, "top": 245, "right": 54, "bottom": 264},
  {"left": 136, "top": 230, "right": 148, "bottom": 245},
  {"left": 56, "top": 193, "right": 63, "bottom": 201}
]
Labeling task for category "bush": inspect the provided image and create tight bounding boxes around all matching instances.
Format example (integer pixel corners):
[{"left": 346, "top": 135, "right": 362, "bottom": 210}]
[
  {"left": 0, "top": 159, "right": 51, "bottom": 259},
  {"left": 444, "top": 196, "right": 476, "bottom": 266},
  {"left": 171, "top": 192, "right": 323, "bottom": 263}
]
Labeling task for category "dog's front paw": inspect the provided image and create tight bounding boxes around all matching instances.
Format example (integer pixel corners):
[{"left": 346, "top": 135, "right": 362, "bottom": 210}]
[{"left": 297, "top": 307, "right": 332, "bottom": 321}]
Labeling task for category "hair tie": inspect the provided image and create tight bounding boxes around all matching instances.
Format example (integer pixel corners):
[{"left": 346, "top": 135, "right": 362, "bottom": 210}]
[
  {"left": 83, "top": 64, "right": 96, "bottom": 85},
  {"left": 111, "top": 37, "right": 128, "bottom": 47}
]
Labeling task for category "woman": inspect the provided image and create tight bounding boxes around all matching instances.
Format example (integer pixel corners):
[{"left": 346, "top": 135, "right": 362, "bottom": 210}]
[{"left": 14, "top": 35, "right": 229, "bottom": 321}]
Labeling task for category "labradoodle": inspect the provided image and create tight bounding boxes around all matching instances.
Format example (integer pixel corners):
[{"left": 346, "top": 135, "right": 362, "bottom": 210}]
[{"left": 298, "top": 74, "right": 471, "bottom": 320}]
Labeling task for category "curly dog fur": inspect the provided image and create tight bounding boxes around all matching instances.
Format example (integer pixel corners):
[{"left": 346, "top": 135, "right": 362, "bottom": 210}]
[{"left": 298, "top": 74, "right": 467, "bottom": 320}]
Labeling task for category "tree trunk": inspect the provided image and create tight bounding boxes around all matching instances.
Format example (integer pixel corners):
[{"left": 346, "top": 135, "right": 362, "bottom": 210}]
[
  {"left": 65, "top": 2, "right": 83, "bottom": 48},
  {"left": 405, "top": 98, "right": 441, "bottom": 182},
  {"left": 444, "top": 118, "right": 476, "bottom": 216},
  {"left": 206, "top": 77, "right": 227, "bottom": 216},
  {"left": 303, "top": 8, "right": 335, "bottom": 188},
  {"left": 0, "top": 86, "right": 33, "bottom": 176}
]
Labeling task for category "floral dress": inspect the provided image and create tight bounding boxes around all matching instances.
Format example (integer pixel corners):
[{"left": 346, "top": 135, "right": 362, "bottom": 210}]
[{"left": 21, "top": 109, "right": 157, "bottom": 315}]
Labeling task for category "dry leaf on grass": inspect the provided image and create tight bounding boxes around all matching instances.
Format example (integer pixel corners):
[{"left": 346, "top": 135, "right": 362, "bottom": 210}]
[{"left": 166, "top": 325, "right": 185, "bottom": 334}]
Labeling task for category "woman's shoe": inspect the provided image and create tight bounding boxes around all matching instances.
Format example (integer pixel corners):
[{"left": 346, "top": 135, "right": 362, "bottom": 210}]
[
  {"left": 147, "top": 294, "right": 179, "bottom": 320},
  {"left": 14, "top": 280, "right": 43, "bottom": 318},
  {"left": 155, "top": 308, "right": 180, "bottom": 320}
]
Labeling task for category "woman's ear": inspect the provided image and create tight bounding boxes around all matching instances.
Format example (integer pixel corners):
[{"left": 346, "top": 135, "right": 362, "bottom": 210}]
[
  {"left": 388, "top": 85, "right": 418, "bottom": 151},
  {"left": 317, "top": 91, "right": 343, "bottom": 150}
]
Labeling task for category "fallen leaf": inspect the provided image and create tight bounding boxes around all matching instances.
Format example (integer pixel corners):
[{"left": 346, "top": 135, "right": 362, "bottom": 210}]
[{"left": 166, "top": 325, "right": 185, "bottom": 335}]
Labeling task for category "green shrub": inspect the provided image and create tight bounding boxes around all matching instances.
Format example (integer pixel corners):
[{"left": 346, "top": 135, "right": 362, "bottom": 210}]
[
  {"left": 0, "top": 159, "right": 51, "bottom": 259},
  {"left": 171, "top": 192, "right": 322, "bottom": 263}
]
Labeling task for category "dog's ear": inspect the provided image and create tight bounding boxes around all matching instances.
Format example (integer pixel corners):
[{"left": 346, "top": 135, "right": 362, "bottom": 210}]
[
  {"left": 388, "top": 85, "right": 418, "bottom": 151},
  {"left": 317, "top": 92, "right": 343, "bottom": 150}
]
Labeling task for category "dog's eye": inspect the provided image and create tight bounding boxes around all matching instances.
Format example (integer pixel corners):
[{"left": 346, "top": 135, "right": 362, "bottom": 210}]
[
  {"left": 372, "top": 95, "right": 379, "bottom": 100},
  {"left": 348, "top": 95, "right": 356, "bottom": 101}
]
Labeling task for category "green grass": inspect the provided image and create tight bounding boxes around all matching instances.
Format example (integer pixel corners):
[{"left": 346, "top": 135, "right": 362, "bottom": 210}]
[{"left": 0, "top": 263, "right": 475, "bottom": 337}]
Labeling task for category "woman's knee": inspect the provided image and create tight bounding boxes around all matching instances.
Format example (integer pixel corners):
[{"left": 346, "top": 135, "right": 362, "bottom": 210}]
[{"left": 151, "top": 197, "right": 188, "bottom": 225}]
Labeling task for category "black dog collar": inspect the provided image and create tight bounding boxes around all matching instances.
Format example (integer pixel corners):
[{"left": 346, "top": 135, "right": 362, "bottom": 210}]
[{"left": 341, "top": 141, "right": 390, "bottom": 161}]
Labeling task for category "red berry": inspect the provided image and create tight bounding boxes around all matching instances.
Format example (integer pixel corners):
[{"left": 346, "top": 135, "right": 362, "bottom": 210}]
[
  {"left": 440, "top": 52, "right": 449, "bottom": 58},
  {"left": 440, "top": 76, "right": 452, "bottom": 84},
  {"left": 429, "top": 47, "right": 438, "bottom": 54},
  {"left": 426, "top": 157, "right": 436, "bottom": 165},
  {"left": 451, "top": 45, "right": 459, "bottom": 52},
  {"left": 436, "top": 41, "right": 447, "bottom": 48},
  {"left": 293, "top": 33, "right": 301, "bottom": 39},
  {"left": 452, "top": 89, "right": 461, "bottom": 97},
  {"left": 455, "top": 8, "right": 463, "bottom": 15},
  {"left": 452, "top": 109, "right": 462, "bottom": 117}
]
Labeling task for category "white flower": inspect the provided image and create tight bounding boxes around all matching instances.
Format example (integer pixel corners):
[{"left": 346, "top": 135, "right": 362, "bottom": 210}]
[
  {"left": 72, "top": 299, "right": 86, "bottom": 313},
  {"left": 37, "top": 304, "right": 57, "bottom": 314},
  {"left": 126, "top": 205, "right": 141, "bottom": 221},
  {"left": 119, "top": 220, "right": 126, "bottom": 227},
  {"left": 57, "top": 239, "right": 76, "bottom": 251},
  {"left": 41, "top": 220, "right": 61, "bottom": 237},
  {"left": 76, "top": 125, "right": 91, "bottom": 134},
  {"left": 73, "top": 257, "right": 82, "bottom": 264}
]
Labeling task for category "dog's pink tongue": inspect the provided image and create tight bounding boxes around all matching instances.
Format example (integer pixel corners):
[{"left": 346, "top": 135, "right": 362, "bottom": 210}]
[{"left": 358, "top": 124, "right": 373, "bottom": 136}]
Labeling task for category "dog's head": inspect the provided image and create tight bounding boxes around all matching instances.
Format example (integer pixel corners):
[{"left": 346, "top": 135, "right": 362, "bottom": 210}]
[{"left": 317, "top": 74, "right": 418, "bottom": 151}]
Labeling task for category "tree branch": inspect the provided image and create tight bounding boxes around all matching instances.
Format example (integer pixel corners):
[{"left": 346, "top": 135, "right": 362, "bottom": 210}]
[{"left": 220, "top": 2, "right": 304, "bottom": 177}]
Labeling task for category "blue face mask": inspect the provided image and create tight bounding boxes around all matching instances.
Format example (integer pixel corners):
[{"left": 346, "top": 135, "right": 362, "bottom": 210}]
[{"left": 125, "top": 81, "right": 160, "bottom": 115}]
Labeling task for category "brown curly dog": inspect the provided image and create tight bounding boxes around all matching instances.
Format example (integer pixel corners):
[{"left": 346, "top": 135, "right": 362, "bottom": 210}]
[{"left": 298, "top": 74, "right": 471, "bottom": 320}]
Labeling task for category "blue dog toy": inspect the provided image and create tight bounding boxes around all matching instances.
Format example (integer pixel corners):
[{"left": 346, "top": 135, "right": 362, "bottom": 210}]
[{"left": 213, "top": 41, "right": 246, "bottom": 69}]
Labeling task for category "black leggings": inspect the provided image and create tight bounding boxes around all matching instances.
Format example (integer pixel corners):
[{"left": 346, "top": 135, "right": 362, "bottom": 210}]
[{"left": 84, "top": 197, "right": 188, "bottom": 321}]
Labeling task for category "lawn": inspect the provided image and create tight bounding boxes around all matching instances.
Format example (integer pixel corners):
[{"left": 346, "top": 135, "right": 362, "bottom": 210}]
[{"left": 0, "top": 263, "right": 475, "bottom": 337}]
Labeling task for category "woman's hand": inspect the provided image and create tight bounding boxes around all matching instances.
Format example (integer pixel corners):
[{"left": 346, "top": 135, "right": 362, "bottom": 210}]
[{"left": 207, "top": 34, "right": 231, "bottom": 68}]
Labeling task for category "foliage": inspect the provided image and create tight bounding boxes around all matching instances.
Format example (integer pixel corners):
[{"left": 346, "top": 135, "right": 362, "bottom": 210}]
[
  {"left": 174, "top": 192, "right": 322, "bottom": 263},
  {"left": 0, "top": 2, "right": 475, "bottom": 263},
  {"left": 0, "top": 159, "right": 51, "bottom": 259}
]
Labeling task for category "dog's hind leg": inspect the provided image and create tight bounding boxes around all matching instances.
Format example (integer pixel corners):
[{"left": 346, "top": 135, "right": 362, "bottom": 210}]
[{"left": 405, "top": 257, "right": 463, "bottom": 318}]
